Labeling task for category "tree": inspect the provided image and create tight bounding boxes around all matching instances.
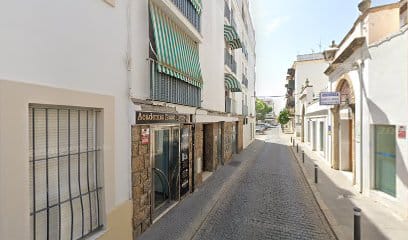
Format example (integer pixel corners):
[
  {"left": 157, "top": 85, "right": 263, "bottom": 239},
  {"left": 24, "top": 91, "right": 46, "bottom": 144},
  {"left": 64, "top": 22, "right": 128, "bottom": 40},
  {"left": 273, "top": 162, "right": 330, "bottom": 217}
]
[
  {"left": 278, "top": 109, "right": 290, "bottom": 125},
  {"left": 256, "top": 98, "right": 273, "bottom": 121}
]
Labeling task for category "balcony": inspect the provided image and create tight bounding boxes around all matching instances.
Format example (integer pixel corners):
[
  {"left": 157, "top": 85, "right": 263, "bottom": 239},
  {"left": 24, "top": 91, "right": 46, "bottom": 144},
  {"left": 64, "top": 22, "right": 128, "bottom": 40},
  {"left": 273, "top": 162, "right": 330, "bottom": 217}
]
[
  {"left": 171, "top": 0, "right": 201, "bottom": 32},
  {"left": 225, "top": 97, "right": 232, "bottom": 113},
  {"left": 150, "top": 60, "right": 201, "bottom": 107},
  {"left": 225, "top": 49, "right": 237, "bottom": 74},
  {"left": 232, "top": 18, "right": 238, "bottom": 32},
  {"left": 242, "top": 74, "right": 248, "bottom": 88},
  {"left": 287, "top": 68, "right": 295, "bottom": 77},
  {"left": 224, "top": 1, "right": 231, "bottom": 21},
  {"left": 287, "top": 80, "right": 295, "bottom": 90},
  {"left": 242, "top": 105, "right": 249, "bottom": 116}
]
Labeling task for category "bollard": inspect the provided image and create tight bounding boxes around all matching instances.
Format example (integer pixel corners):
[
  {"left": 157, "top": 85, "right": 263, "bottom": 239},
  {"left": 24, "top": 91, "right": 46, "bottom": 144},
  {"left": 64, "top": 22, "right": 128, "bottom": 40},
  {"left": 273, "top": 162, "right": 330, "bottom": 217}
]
[
  {"left": 293, "top": 140, "right": 295, "bottom": 148},
  {"left": 314, "top": 164, "right": 318, "bottom": 183},
  {"left": 354, "top": 207, "right": 361, "bottom": 240},
  {"left": 297, "top": 144, "right": 299, "bottom": 153},
  {"left": 290, "top": 137, "right": 292, "bottom": 143},
  {"left": 302, "top": 151, "right": 305, "bottom": 163}
]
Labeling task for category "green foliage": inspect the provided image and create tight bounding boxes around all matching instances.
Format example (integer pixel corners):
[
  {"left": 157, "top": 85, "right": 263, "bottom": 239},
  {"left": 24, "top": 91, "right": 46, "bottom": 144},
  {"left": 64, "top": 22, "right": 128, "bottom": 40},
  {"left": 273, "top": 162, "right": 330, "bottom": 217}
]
[
  {"left": 278, "top": 109, "right": 290, "bottom": 125},
  {"left": 255, "top": 98, "right": 273, "bottom": 120}
]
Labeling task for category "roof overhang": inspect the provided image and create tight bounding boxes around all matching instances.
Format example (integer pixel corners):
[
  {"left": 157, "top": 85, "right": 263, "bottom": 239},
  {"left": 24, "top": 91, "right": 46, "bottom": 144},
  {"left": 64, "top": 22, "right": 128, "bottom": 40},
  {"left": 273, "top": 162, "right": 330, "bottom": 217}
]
[{"left": 324, "top": 37, "right": 366, "bottom": 75}]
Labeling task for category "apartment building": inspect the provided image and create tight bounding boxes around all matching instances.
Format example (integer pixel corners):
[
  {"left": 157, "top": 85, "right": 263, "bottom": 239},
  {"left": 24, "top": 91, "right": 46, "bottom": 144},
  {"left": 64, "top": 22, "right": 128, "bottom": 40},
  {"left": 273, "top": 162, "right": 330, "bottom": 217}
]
[
  {"left": 0, "top": 0, "right": 256, "bottom": 239},
  {"left": 290, "top": 53, "right": 330, "bottom": 161}
]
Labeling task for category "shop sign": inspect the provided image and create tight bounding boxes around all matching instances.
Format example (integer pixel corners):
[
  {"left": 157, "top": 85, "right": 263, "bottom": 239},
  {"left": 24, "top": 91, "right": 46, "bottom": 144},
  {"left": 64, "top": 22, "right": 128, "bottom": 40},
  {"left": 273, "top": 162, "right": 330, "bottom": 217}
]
[
  {"left": 398, "top": 126, "right": 406, "bottom": 139},
  {"left": 141, "top": 128, "right": 150, "bottom": 145},
  {"left": 180, "top": 127, "right": 190, "bottom": 196},
  {"left": 135, "top": 111, "right": 189, "bottom": 124},
  {"left": 320, "top": 92, "right": 341, "bottom": 105}
]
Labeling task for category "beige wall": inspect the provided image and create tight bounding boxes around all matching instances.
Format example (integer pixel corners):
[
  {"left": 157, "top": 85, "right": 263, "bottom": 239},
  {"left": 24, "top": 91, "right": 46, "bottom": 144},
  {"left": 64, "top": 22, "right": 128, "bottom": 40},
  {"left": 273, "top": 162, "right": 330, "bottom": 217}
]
[
  {"left": 368, "top": 8, "right": 400, "bottom": 44},
  {"left": 0, "top": 80, "right": 131, "bottom": 239}
]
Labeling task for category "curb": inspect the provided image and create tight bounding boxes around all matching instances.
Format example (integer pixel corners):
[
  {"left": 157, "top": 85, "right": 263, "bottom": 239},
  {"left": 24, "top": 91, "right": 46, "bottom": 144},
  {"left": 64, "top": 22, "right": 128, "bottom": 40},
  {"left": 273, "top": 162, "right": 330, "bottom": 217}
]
[{"left": 288, "top": 144, "right": 346, "bottom": 240}]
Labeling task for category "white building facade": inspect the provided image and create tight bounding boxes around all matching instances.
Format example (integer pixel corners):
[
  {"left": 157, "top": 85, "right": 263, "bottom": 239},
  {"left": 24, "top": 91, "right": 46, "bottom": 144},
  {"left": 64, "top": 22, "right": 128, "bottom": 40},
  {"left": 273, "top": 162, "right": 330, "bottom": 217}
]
[
  {"left": 0, "top": 0, "right": 256, "bottom": 239},
  {"left": 292, "top": 54, "right": 331, "bottom": 162},
  {"left": 325, "top": 0, "right": 408, "bottom": 218}
]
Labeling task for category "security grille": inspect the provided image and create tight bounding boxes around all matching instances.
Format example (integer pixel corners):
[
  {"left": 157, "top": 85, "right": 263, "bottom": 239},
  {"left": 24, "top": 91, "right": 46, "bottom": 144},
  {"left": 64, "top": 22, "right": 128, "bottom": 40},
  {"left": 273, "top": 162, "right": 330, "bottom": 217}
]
[{"left": 29, "top": 105, "right": 103, "bottom": 240}]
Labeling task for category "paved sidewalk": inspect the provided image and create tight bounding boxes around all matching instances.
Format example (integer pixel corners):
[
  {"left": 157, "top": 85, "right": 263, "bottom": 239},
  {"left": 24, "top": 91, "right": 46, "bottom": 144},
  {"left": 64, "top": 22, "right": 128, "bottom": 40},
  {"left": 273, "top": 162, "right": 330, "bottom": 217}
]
[{"left": 287, "top": 135, "right": 408, "bottom": 240}]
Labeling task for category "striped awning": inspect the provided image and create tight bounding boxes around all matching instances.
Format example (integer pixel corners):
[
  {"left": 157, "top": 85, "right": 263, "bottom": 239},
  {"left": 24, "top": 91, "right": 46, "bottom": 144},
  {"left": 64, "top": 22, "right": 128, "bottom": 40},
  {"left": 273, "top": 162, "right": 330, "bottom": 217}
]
[
  {"left": 189, "top": 0, "right": 202, "bottom": 14},
  {"left": 225, "top": 74, "right": 242, "bottom": 92},
  {"left": 224, "top": 25, "right": 242, "bottom": 49},
  {"left": 150, "top": 3, "right": 203, "bottom": 88}
]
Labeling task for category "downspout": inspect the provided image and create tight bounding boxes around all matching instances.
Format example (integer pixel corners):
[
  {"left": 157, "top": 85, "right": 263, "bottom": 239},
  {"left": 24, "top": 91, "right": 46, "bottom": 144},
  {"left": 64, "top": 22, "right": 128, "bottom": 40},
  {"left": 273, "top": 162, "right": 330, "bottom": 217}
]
[
  {"left": 126, "top": 0, "right": 135, "bottom": 202},
  {"left": 126, "top": 0, "right": 134, "bottom": 95},
  {"left": 358, "top": 60, "right": 364, "bottom": 194}
]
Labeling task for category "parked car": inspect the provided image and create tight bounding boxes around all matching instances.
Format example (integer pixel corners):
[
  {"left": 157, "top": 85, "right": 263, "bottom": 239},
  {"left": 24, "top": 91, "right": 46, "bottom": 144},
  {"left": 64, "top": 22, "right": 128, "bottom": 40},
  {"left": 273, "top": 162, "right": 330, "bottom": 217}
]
[
  {"left": 264, "top": 123, "right": 273, "bottom": 128},
  {"left": 256, "top": 124, "right": 266, "bottom": 134}
]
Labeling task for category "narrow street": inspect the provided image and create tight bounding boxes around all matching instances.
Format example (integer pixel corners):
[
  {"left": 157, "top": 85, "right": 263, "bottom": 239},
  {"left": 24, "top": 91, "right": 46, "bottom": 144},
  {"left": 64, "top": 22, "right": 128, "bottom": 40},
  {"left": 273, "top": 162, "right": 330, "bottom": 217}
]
[{"left": 140, "top": 129, "right": 336, "bottom": 240}]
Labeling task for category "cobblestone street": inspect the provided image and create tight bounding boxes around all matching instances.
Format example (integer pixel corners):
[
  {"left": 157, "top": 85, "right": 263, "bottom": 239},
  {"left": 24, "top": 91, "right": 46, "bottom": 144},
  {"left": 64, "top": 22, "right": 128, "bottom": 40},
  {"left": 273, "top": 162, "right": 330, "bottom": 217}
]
[
  {"left": 192, "top": 128, "right": 335, "bottom": 240},
  {"left": 140, "top": 128, "right": 336, "bottom": 240}
]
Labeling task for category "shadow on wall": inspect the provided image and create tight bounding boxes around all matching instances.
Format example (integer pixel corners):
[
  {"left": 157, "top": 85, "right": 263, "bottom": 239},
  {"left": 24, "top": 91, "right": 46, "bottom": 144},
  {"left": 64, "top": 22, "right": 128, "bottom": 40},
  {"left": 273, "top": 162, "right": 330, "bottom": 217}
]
[{"left": 366, "top": 98, "right": 408, "bottom": 210}]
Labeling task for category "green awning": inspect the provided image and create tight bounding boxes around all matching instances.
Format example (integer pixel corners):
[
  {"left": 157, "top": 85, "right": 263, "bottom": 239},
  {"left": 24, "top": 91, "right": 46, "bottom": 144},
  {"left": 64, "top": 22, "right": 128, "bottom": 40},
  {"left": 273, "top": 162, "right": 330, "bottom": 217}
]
[
  {"left": 189, "top": 0, "right": 202, "bottom": 14},
  {"left": 225, "top": 74, "right": 242, "bottom": 92},
  {"left": 150, "top": 3, "right": 203, "bottom": 88},
  {"left": 224, "top": 25, "right": 242, "bottom": 49}
]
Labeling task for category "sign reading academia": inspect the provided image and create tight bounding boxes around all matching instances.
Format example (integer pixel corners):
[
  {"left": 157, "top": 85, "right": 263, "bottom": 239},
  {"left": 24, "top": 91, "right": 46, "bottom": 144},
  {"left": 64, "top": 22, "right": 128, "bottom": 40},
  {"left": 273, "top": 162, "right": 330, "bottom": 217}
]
[
  {"left": 320, "top": 92, "right": 341, "bottom": 105},
  {"left": 135, "top": 111, "right": 189, "bottom": 124}
]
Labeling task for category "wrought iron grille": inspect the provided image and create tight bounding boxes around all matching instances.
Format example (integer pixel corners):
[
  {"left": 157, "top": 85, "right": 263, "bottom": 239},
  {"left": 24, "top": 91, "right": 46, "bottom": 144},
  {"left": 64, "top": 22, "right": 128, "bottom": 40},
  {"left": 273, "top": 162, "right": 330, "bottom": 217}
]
[
  {"left": 29, "top": 105, "right": 103, "bottom": 240},
  {"left": 171, "top": 0, "right": 201, "bottom": 32},
  {"left": 150, "top": 60, "right": 201, "bottom": 107}
]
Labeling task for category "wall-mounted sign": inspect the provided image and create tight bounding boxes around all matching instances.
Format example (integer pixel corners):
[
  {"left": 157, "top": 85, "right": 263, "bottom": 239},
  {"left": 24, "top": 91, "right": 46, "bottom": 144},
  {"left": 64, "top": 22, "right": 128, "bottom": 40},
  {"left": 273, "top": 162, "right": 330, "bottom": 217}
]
[
  {"left": 328, "top": 125, "right": 332, "bottom": 135},
  {"left": 320, "top": 92, "right": 341, "bottom": 105},
  {"left": 141, "top": 128, "right": 150, "bottom": 145},
  {"left": 398, "top": 126, "right": 406, "bottom": 139},
  {"left": 135, "top": 111, "right": 189, "bottom": 124}
]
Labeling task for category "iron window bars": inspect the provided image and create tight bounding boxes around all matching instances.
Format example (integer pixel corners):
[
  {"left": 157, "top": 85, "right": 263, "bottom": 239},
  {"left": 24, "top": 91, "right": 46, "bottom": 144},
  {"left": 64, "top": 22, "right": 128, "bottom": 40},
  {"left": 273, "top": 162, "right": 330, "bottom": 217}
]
[{"left": 29, "top": 105, "right": 103, "bottom": 240}]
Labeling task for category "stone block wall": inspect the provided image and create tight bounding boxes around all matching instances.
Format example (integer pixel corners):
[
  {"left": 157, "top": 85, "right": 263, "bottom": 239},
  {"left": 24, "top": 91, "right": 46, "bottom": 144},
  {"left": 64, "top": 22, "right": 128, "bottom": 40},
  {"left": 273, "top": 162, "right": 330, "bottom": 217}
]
[
  {"left": 203, "top": 123, "right": 218, "bottom": 171},
  {"left": 193, "top": 124, "right": 204, "bottom": 187},
  {"left": 131, "top": 125, "right": 152, "bottom": 239},
  {"left": 187, "top": 125, "right": 194, "bottom": 196},
  {"left": 223, "top": 122, "right": 233, "bottom": 163},
  {"left": 238, "top": 119, "right": 244, "bottom": 152}
]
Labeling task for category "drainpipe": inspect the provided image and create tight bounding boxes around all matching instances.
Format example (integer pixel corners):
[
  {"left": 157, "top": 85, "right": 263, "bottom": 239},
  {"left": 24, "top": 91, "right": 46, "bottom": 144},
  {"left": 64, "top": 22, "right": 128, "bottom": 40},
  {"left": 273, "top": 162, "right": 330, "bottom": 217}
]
[{"left": 355, "top": 59, "right": 365, "bottom": 194}]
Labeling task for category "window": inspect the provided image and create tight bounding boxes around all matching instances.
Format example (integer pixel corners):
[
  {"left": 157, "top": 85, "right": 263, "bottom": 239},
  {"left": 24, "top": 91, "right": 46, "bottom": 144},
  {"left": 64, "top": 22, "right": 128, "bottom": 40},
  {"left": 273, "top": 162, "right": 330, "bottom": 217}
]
[
  {"left": 29, "top": 105, "right": 103, "bottom": 240},
  {"left": 320, "top": 122, "right": 324, "bottom": 152}
]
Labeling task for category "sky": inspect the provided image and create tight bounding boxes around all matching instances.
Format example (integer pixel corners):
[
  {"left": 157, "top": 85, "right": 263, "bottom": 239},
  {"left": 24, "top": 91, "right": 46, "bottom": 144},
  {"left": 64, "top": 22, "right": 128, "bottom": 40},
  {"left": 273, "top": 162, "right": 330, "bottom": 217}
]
[{"left": 250, "top": 0, "right": 396, "bottom": 111}]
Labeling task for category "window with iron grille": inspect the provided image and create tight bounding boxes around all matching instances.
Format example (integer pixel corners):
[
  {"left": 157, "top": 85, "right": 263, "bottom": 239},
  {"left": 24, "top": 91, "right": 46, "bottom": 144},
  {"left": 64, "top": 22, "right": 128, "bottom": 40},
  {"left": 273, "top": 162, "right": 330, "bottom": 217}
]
[{"left": 29, "top": 105, "right": 103, "bottom": 240}]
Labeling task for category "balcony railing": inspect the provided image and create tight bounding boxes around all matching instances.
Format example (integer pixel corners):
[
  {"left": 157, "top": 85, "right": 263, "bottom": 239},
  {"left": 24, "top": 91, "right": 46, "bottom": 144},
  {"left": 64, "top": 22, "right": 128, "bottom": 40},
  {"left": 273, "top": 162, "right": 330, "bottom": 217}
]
[
  {"left": 171, "top": 0, "right": 201, "bottom": 32},
  {"left": 150, "top": 60, "right": 201, "bottom": 107},
  {"left": 232, "top": 17, "right": 238, "bottom": 32},
  {"left": 224, "top": 49, "right": 237, "bottom": 74},
  {"left": 224, "top": 1, "right": 231, "bottom": 21},
  {"left": 242, "top": 105, "right": 249, "bottom": 116},
  {"left": 225, "top": 97, "right": 232, "bottom": 113},
  {"left": 242, "top": 74, "right": 248, "bottom": 88}
]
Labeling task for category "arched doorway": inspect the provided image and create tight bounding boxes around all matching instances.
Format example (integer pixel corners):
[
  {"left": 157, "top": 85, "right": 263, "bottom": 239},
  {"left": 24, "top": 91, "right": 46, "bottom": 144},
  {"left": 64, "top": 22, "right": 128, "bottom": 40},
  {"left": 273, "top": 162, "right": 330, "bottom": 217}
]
[{"left": 332, "top": 79, "right": 356, "bottom": 184}]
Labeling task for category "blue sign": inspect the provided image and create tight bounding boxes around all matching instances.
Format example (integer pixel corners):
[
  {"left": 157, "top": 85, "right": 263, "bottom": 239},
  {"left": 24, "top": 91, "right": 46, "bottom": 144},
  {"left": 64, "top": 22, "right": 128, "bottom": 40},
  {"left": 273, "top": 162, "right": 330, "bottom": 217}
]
[{"left": 320, "top": 92, "right": 341, "bottom": 105}]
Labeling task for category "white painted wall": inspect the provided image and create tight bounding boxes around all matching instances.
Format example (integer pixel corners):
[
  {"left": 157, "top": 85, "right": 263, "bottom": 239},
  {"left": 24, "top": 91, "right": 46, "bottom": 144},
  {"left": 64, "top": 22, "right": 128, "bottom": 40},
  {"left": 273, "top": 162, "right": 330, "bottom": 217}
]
[
  {"left": 366, "top": 28, "right": 408, "bottom": 216},
  {"left": 0, "top": 0, "right": 131, "bottom": 207},
  {"left": 294, "top": 59, "right": 329, "bottom": 117},
  {"left": 200, "top": 0, "right": 225, "bottom": 112}
]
